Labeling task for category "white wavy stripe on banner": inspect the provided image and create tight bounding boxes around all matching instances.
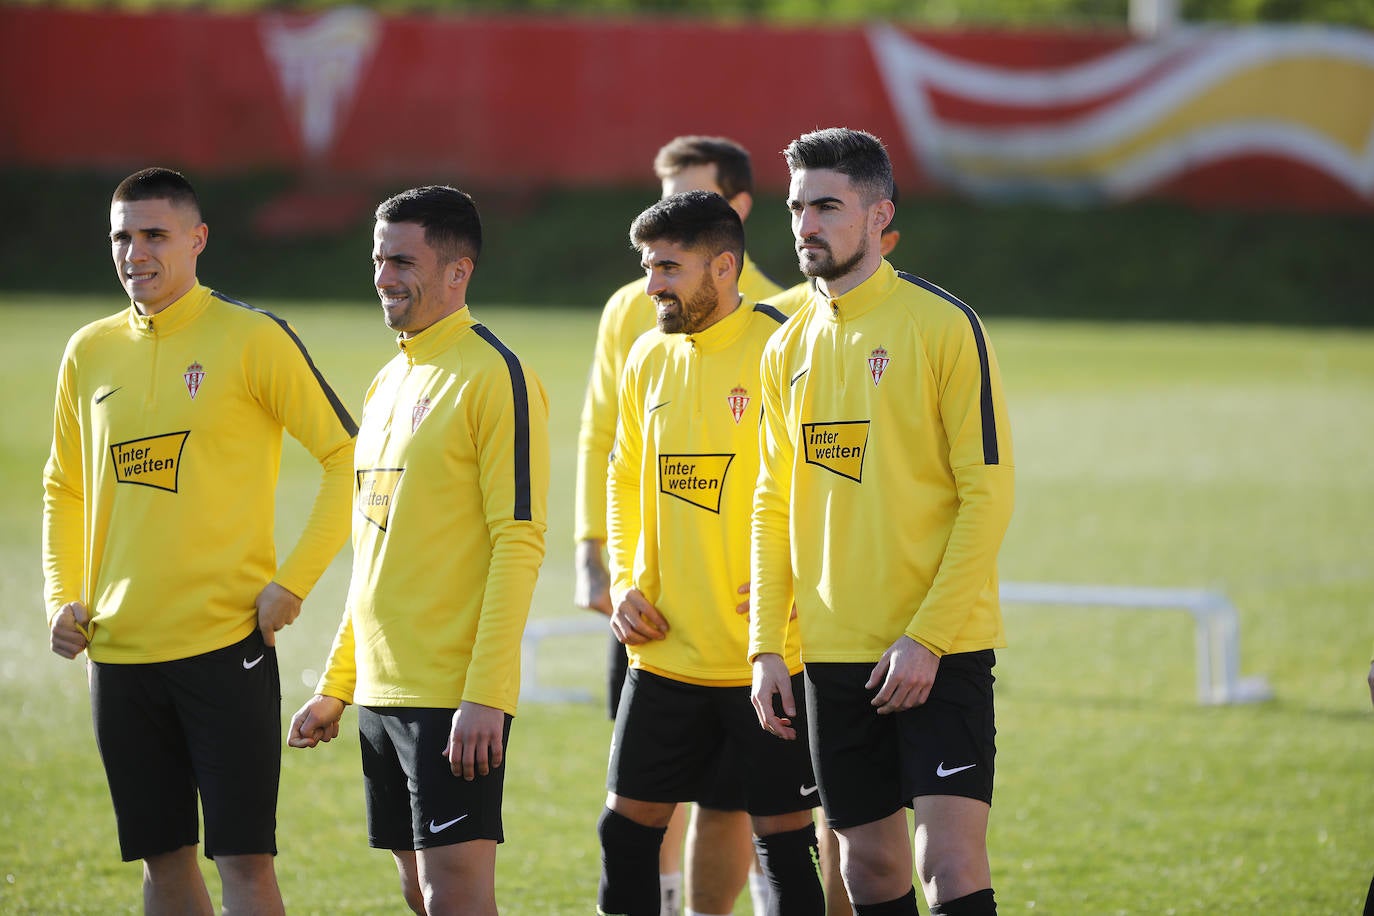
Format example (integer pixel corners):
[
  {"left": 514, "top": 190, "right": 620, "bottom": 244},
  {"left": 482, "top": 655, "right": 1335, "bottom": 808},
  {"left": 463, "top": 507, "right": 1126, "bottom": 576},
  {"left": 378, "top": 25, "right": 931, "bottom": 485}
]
[
  {"left": 943, "top": 121, "right": 1374, "bottom": 200},
  {"left": 866, "top": 22, "right": 1209, "bottom": 106},
  {"left": 869, "top": 23, "right": 1374, "bottom": 200}
]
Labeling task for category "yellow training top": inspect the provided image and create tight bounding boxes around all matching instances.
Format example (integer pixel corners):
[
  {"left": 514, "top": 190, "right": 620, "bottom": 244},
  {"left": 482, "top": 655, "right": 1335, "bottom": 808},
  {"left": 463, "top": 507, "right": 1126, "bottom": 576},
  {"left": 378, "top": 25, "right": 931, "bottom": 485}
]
[
  {"left": 608, "top": 300, "right": 802, "bottom": 686},
  {"left": 318, "top": 307, "right": 550, "bottom": 714},
  {"left": 42, "top": 284, "right": 357, "bottom": 663},
  {"left": 575, "top": 255, "right": 783, "bottom": 543},
  {"left": 750, "top": 261, "right": 1015, "bottom": 664}
]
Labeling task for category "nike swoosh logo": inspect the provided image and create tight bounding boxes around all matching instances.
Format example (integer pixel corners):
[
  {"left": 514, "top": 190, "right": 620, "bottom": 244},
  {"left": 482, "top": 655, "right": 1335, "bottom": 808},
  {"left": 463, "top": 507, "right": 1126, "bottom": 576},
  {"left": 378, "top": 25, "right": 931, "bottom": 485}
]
[
  {"left": 789, "top": 369, "right": 809, "bottom": 388},
  {"left": 936, "top": 762, "right": 976, "bottom": 778},
  {"left": 94, "top": 387, "right": 123, "bottom": 405},
  {"left": 242, "top": 655, "right": 264, "bottom": 670},
  {"left": 647, "top": 401, "right": 671, "bottom": 414},
  {"left": 428, "top": 814, "right": 469, "bottom": 833},
  {"left": 800, "top": 784, "right": 819, "bottom": 796}
]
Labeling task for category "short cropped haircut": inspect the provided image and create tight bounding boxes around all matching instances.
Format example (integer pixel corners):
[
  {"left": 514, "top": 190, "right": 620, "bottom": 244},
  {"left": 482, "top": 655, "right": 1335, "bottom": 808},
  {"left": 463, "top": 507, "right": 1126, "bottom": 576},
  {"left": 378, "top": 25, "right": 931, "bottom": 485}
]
[
  {"left": 375, "top": 186, "right": 482, "bottom": 265},
  {"left": 653, "top": 136, "right": 754, "bottom": 201},
  {"left": 783, "top": 128, "right": 894, "bottom": 206},
  {"left": 112, "top": 168, "right": 201, "bottom": 221},
  {"left": 630, "top": 190, "right": 745, "bottom": 279}
]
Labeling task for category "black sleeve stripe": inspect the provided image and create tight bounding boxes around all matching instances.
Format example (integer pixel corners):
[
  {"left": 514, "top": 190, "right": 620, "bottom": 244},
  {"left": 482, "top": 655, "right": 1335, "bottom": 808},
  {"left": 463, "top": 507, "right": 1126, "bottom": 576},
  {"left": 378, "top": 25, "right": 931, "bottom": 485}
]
[
  {"left": 211, "top": 291, "right": 359, "bottom": 437},
  {"left": 752, "top": 302, "right": 788, "bottom": 325},
  {"left": 472, "top": 323, "right": 534, "bottom": 521},
  {"left": 895, "top": 272, "right": 1000, "bottom": 466}
]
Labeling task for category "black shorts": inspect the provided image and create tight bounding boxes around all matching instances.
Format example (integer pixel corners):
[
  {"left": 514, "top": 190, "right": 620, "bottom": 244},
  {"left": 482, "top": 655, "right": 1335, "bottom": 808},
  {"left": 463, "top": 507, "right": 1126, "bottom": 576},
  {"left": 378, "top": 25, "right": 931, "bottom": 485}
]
[
  {"left": 359, "top": 706, "right": 512, "bottom": 851},
  {"left": 608, "top": 669, "right": 819, "bottom": 818},
  {"left": 607, "top": 632, "right": 629, "bottom": 721},
  {"left": 805, "top": 651, "right": 996, "bottom": 830},
  {"left": 90, "top": 629, "right": 281, "bottom": 862}
]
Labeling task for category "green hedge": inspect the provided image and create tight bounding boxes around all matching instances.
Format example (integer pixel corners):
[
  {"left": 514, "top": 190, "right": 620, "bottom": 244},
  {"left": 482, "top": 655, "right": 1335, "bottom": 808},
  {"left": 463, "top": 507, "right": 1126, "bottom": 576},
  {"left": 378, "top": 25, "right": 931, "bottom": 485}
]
[{"left": 4, "top": 170, "right": 1369, "bottom": 325}]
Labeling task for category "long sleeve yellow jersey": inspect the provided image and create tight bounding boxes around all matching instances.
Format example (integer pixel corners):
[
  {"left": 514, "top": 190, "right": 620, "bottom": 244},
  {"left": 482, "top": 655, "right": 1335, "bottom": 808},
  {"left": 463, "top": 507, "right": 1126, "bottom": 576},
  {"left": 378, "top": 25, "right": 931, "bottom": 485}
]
[
  {"left": 608, "top": 300, "right": 802, "bottom": 686},
  {"left": 318, "top": 308, "right": 550, "bottom": 714},
  {"left": 42, "top": 284, "right": 357, "bottom": 663},
  {"left": 575, "top": 255, "right": 783, "bottom": 543},
  {"left": 749, "top": 261, "right": 1015, "bottom": 664}
]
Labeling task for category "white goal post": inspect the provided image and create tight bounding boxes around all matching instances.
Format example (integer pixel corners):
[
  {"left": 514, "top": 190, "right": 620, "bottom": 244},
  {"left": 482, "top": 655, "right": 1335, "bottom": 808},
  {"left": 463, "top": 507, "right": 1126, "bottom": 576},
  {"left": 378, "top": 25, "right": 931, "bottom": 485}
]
[{"left": 521, "top": 582, "right": 1273, "bottom": 706}]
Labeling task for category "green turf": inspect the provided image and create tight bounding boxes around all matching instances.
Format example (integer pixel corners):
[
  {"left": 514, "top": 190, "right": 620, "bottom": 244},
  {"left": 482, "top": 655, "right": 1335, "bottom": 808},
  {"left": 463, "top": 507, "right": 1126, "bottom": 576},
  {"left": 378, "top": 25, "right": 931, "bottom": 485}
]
[{"left": 1, "top": 294, "right": 1371, "bottom": 913}]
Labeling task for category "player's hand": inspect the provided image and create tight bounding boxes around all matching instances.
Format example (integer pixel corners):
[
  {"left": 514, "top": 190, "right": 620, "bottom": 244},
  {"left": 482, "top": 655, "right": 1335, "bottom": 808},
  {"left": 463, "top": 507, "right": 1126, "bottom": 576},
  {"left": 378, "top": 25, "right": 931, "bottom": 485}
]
[
  {"left": 751, "top": 653, "right": 798, "bottom": 740},
  {"left": 866, "top": 635, "right": 939, "bottom": 714},
  {"left": 574, "top": 539, "right": 613, "bottom": 616},
  {"left": 609, "top": 589, "right": 669, "bottom": 645},
  {"left": 50, "top": 602, "right": 91, "bottom": 659},
  {"left": 445, "top": 701, "right": 505, "bottom": 781},
  {"left": 255, "top": 582, "right": 303, "bottom": 647},
  {"left": 288, "top": 695, "right": 345, "bottom": 749}
]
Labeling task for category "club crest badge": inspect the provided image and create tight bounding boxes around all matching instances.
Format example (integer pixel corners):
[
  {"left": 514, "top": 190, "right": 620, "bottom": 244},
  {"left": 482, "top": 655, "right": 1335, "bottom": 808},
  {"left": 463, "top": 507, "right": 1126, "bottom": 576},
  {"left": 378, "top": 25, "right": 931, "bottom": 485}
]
[
  {"left": 867, "top": 347, "right": 890, "bottom": 387},
  {"left": 727, "top": 386, "right": 750, "bottom": 424},
  {"left": 183, "top": 362, "right": 205, "bottom": 400},
  {"left": 411, "top": 397, "right": 432, "bottom": 433}
]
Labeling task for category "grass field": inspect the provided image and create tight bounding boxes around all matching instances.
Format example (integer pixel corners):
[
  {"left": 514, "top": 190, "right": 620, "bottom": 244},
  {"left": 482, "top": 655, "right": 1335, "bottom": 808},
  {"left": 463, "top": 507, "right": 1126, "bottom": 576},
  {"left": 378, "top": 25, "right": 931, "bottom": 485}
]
[{"left": 1, "top": 294, "right": 1371, "bottom": 914}]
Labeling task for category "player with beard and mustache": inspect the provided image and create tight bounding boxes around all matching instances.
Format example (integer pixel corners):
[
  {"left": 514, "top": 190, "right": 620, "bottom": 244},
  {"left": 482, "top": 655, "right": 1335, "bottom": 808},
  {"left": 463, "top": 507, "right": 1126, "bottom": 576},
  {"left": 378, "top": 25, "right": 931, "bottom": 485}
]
[
  {"left": 596, "top": 191, "right": 823, "bottom": 916},
  {"left": 750, "top": 129, "right": 1014, "bottom": 916},
  {"left": 574, "top": 136, "right": 786, "bottom": 916}
]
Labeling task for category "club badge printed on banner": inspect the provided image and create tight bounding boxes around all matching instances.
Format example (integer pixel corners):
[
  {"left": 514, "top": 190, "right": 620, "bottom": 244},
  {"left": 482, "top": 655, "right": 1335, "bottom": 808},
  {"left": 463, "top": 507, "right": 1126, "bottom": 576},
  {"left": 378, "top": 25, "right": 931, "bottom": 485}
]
[{"left": 183, "top": 362, "right": 205, "bottom": 400}]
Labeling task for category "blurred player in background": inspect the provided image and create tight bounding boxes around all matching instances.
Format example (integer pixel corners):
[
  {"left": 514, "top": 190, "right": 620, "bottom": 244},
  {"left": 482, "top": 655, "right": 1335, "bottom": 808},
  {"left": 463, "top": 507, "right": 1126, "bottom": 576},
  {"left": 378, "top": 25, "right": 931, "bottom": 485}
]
[
  {"left": 750, "top": 128, "right": 1014, "bottom": 916},
  {"left": 597, "top": 190, "right": 822, "bottom": 916},
  {"left": 288, "top": 186, "right": 549, "bottom": 916},
  {"left": 45, "top": 166, "right": 357, "bottom": 914},
  {"left": 575, "top": 135, "right": 784, "bottom": 915}
]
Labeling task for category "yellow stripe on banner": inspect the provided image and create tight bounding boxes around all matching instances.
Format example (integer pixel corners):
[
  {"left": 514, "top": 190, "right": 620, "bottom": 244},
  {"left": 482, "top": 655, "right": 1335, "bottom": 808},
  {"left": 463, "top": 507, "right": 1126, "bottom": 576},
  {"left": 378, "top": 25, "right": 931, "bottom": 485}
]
[{"left": 949, "top": 56, "right": 1374, "bottom": 179}]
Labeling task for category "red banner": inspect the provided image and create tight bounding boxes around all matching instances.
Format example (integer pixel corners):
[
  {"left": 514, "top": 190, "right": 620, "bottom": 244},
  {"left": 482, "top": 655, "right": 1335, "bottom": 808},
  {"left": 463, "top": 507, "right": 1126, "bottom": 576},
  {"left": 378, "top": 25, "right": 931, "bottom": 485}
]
[{"left": 2, "top": 7, "right": 1370, "bottom": 211}]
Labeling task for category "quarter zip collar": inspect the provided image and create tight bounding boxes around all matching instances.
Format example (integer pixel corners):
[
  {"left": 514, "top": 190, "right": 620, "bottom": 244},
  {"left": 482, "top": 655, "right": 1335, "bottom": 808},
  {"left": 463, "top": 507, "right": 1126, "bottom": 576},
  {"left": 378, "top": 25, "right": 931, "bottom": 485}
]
[
  {"left": 820, "top": 259, "right": 898, "bottom": 322},
  {"left": 127, "top": 283, "right": 211, "bottom": 335},
  {"left": 681, "top": 296, "right": 751, "bottom": 355},
  {"left": 396, "top": 307, "right": 475, "bottom": 363}
]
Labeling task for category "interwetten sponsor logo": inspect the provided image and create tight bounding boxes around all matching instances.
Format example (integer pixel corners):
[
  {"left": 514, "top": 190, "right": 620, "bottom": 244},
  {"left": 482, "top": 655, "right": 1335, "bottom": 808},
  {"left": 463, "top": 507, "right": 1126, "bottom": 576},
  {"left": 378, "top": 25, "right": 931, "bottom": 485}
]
[
  {"left": 802, "top": 421, "right": 869, "bottom": 482},
  {"left": 356, "top": 468, "right": 404, "bottom": 531},
  {"left": 109, "top": 432, "right": 190, "bottom": 492},
  {"left": 659, "top": 454, "right": 734, "bottom": 513}
]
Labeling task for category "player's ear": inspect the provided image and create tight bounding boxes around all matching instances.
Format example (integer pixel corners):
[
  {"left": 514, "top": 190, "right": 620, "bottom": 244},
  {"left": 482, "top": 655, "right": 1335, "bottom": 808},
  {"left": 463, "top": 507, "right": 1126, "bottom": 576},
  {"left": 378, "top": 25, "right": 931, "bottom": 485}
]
[
  {"left": 190, "top": 223, "right": 208, "bottom": 256},
  {"left": 872, "top": 199, "right": 894, "bottom": 236},
  {"left": 450, "top": 256, "right": 473, "bottom": 287},
  {"left": 727, "top": 190, "right": 753, "bottom": 222},
  {"left": 880, "top": 228, "right": 901, "bottom": 258},
  {"left": 713, "top": 249, "right": 738, "bottom": 283}
]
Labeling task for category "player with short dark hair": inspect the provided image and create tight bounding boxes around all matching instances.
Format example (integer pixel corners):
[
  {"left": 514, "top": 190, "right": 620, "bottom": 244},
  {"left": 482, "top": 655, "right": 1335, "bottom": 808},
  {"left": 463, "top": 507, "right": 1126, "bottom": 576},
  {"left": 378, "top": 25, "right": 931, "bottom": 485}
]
[
  {"left": 288, "top": 185, "right": 550, "bottom": 916},
  {"left": 576, "top": 135, "right": 785, "bottom": 915},
  {"left": 750, "top": 128, "right": 1015, "bottom": 916},
  {"left": 597, "top": 190, "right": 823, "bottom": 916},
  {"left": 44, "top": 166, "right": 357, "bottom": 914}
]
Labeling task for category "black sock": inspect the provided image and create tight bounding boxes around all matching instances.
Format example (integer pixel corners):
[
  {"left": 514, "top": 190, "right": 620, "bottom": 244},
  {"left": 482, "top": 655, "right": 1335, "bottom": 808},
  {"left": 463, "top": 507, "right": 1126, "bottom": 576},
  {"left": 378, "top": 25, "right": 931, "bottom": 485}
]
[
  {"left": 930, "top": 887, "right": 996, "bottom": 916},
  {"left": 753, "top": 823, "right": 825, "bottom": 916},
  {"left": 596, "top": 807, "right": 666, "bottom": 916},
  {"left": 854, "top": 887, "right": 920, "bottom": 915}
]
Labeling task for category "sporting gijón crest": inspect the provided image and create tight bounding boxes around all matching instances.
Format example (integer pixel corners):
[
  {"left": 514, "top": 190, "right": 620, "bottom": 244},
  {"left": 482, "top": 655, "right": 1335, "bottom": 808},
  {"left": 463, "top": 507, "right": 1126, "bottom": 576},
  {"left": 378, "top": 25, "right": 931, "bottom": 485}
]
[
  {"left": 411, "top": 397, "right": 432, "bottom": 433},
  {"left": 183, "top": 362, "right": 206, "bottom": 399},
  {"left": 727, "top": 386, "right": 750, "bottom": 424},
  {"left": 867, "top": 347, "right": 890, "bottom": 387}
]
